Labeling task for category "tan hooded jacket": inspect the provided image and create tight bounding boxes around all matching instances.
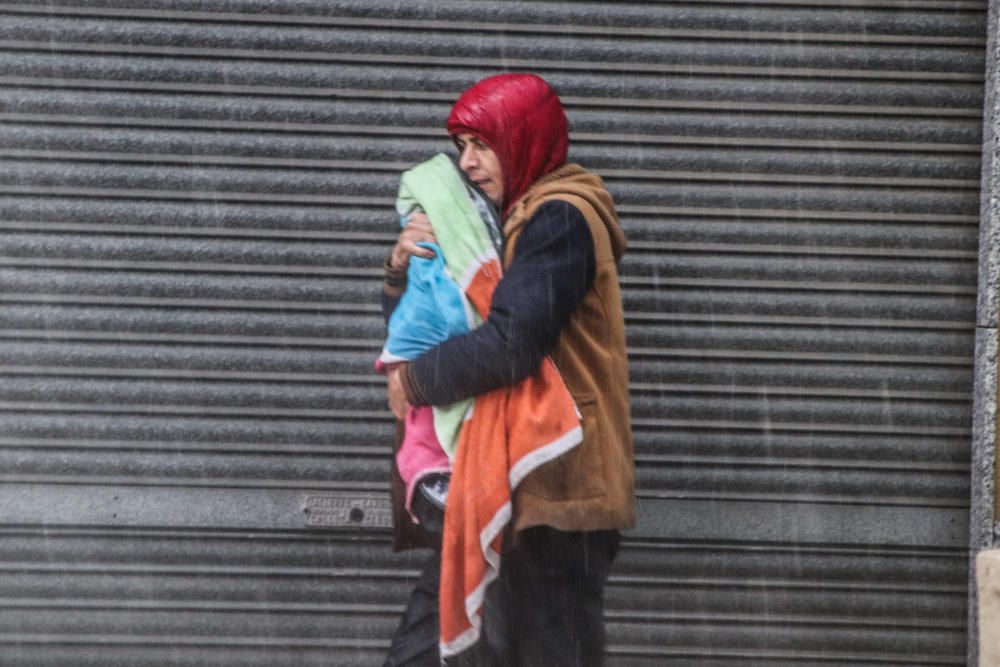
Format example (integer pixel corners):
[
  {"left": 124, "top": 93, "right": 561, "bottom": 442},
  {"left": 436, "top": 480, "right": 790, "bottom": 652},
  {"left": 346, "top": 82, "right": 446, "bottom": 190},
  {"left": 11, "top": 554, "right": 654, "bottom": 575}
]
[{"left": 502, "top": 164, "right": 636, "bottom": 533}]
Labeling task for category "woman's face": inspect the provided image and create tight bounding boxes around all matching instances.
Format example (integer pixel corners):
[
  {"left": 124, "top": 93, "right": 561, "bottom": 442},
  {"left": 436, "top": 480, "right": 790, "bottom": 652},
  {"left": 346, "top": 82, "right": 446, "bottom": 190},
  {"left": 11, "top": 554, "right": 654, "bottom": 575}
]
[{"left": 455, "top": 132, "right": 504, "bottom": 205}]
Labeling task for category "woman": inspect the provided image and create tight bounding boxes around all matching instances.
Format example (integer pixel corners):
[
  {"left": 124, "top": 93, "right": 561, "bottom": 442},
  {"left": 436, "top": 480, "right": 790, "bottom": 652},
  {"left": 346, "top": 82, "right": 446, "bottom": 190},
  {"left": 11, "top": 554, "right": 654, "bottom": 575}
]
[{"left": 383, "top": 72, "right": 634, "bottom": 667}]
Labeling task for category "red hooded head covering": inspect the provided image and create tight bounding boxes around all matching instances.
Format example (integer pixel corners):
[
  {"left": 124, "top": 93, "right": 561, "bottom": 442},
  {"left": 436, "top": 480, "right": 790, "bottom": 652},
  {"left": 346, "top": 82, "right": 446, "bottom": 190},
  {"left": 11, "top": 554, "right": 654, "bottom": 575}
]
[{"left": 446, "top": 73, "right": 569, "bottom": 217}]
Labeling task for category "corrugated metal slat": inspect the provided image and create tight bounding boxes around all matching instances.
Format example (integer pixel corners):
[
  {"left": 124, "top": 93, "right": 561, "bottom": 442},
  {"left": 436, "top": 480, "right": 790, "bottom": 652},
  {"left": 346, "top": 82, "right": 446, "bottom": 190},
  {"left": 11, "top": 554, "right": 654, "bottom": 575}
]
[{"left": 0, "top": 0, "right": 984, "bottom": 664}]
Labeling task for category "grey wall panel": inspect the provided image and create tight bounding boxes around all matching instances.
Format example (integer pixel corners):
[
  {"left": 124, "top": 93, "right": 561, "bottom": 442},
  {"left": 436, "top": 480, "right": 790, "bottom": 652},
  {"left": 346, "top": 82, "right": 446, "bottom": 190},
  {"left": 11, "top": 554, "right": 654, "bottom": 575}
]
[
  {"left": 0, "top": 0, "right": 986, "bottom": 664},
  {"left": 0, "top": 529, "right": 970, "bottom": 666}
]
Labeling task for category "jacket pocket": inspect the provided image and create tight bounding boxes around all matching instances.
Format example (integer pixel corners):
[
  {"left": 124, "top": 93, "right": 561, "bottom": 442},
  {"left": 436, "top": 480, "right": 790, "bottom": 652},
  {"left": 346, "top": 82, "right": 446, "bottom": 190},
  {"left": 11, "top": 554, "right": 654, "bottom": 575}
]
[{"left": 523, "top": 393, "right": 607, "bottom": 501}]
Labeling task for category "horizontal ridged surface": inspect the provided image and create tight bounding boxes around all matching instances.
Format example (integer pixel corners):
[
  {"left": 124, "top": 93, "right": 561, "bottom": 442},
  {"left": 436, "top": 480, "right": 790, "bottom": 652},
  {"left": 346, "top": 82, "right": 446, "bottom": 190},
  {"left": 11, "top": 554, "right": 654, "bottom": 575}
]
[
  {"left": 0, "top": 529, "right": 970, "bottom": 666},
  {"left": 0, "top": 0, "right": 983, "bottom": 664}
]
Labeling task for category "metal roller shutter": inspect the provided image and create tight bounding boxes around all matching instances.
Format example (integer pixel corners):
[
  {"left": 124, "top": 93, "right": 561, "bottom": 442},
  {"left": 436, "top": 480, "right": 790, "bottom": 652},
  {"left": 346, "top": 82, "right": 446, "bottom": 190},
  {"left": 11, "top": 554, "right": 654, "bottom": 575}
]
[{"left": 0, "top": 1, "right": 984, "bottom": 664}]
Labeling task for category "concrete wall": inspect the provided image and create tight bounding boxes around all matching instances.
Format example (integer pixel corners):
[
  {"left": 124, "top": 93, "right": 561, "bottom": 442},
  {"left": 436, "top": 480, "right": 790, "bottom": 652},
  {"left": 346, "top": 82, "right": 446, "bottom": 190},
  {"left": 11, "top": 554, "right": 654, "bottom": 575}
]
[
  {"left": 974, "top": 2, "right": 1000, "bottom": 663},
  {"left": 978, "top": 551, "right": 1000, "bottom": 666}
]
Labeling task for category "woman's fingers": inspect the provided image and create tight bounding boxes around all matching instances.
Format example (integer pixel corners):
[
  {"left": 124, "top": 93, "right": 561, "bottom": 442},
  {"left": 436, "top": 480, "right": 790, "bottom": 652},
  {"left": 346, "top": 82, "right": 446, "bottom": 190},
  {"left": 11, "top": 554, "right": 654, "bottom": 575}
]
[
  {"left": 406, "top": 212, "right": 434, "bottom": 234},
  {"left": 387, "top": 367, "right": 411, "bottom": 420},
  {"left": 389, "top": 213, "right": 437, "bottom": 269},
  {"left": 390, "top": 239, "right": 433, "bottom": 269}
]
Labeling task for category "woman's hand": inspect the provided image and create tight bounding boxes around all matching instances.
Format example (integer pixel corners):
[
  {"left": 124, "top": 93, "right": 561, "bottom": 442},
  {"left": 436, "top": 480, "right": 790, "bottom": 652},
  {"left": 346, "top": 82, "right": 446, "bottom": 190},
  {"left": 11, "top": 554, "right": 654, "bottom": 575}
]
[
  {"left": 389, "top": 212, "right": 437, "bottom": 270},
  {"left": 387, "top": 366, "right": 411, "bottom": 420}
]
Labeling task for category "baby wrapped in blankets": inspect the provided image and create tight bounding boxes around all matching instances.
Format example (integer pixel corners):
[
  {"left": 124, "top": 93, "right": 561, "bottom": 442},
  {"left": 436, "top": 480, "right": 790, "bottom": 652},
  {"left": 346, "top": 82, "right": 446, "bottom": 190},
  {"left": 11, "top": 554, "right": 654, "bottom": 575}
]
[{"left": 376, "top": 153, "right": 503, "bottom": 520}]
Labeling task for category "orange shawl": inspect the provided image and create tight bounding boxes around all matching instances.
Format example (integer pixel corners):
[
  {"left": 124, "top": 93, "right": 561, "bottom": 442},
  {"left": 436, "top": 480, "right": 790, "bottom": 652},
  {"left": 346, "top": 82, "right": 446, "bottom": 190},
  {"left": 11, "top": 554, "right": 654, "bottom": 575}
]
[{"left": 437, "top": 255, "right": 582, "bottom": 657}]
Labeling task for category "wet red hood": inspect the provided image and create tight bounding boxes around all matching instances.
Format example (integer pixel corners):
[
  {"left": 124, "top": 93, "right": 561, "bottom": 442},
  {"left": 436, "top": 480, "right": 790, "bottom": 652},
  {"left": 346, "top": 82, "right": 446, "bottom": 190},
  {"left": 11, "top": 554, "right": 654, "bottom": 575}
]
[{"left": 446, "top": 73, "right": 569, "bottom": 218}]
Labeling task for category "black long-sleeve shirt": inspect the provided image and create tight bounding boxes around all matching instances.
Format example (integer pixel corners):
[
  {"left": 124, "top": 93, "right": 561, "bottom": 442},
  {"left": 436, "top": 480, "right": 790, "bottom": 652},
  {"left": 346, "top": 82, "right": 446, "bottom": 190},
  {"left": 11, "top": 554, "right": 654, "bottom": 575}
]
[{"left": 384, "top": 200, "right": 596, "bottom": 406}]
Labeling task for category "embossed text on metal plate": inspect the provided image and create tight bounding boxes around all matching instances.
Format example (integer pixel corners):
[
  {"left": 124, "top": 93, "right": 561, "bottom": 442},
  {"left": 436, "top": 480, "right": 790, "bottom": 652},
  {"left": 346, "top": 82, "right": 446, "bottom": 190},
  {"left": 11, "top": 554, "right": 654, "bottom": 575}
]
[{"left": 301, "top": 492, "right": 393, "bottom": 529}]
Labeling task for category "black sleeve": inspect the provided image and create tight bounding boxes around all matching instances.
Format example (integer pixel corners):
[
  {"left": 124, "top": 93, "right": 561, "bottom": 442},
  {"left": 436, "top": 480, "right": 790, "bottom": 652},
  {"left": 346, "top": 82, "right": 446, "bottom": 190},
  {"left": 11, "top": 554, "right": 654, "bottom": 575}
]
[{"left": 406, "top": 200, "right": 596, "bottom": 406}]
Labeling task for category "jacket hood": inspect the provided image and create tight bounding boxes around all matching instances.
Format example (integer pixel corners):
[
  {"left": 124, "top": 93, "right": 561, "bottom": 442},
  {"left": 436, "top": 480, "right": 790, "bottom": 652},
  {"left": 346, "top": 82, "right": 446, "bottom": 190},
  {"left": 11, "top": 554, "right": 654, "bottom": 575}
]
[
  {"left": 446, "top": 73, "right": 568, "bottom": 218},
  {"left": 507, "top": 163, "right": 626, "bottom": 263}
]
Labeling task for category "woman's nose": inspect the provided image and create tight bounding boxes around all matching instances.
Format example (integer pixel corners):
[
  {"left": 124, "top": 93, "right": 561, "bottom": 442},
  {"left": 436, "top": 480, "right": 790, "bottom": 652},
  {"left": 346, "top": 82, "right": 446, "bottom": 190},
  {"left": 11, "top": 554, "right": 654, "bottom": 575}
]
[{"left": 459, "top": 146, "right": 477, "bottom": 171}]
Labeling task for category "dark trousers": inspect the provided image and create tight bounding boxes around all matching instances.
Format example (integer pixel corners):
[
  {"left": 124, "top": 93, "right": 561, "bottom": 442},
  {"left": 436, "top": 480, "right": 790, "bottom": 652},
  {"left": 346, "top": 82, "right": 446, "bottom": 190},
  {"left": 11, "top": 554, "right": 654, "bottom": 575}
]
[{"left": 384, "top": 503, "right": 619, "bottom": 667}]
